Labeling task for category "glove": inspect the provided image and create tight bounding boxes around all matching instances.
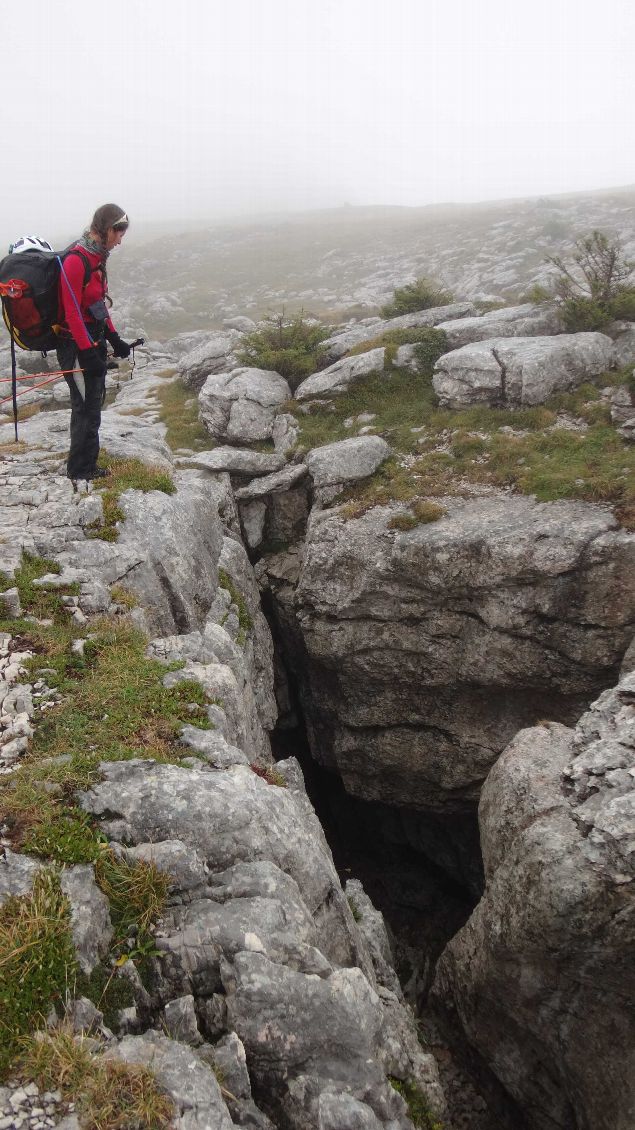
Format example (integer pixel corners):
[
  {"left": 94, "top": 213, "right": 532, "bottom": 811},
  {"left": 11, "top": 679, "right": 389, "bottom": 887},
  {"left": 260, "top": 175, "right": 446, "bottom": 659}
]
[
  {"left": 77, "top": 346, "right": 105, "bottom": 379},
  {"left": 107, "top": 332, "right": 132, "bottom": 359}
]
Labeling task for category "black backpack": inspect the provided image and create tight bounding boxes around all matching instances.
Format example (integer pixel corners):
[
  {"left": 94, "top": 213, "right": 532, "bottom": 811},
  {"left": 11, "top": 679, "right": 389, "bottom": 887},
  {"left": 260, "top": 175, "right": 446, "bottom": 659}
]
[{"left": 0, "top": 245, "right": 93, "bottom": 352}]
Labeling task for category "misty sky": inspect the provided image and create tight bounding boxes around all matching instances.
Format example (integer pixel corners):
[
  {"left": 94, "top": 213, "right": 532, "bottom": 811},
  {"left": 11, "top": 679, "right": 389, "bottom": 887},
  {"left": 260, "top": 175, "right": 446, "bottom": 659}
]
[{"left": 2, "top": 0, "right": 633, "bottom": 246}]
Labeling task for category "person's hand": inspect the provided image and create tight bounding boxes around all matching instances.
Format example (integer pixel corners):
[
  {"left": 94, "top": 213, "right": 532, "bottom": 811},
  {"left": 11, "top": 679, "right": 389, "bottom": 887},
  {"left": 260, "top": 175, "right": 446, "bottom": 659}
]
[
  {"left": 77, "top": 347, "right": 104, "bottom": 378},
  {"left": 108, "top": 333, "right": 132, "bottom": 359}
]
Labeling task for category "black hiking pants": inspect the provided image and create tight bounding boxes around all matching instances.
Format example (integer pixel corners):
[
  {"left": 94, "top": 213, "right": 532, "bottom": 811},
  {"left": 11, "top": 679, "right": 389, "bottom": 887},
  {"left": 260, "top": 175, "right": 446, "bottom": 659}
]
[{"left": 56, "top": 337, "right": 107, "bottom": 479}]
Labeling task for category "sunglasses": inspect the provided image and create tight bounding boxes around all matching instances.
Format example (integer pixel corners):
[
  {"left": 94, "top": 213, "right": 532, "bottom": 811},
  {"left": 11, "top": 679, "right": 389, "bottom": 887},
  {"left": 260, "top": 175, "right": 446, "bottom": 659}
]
[{"left": 112, "top": 213, "right": 129, "bottom": 231}]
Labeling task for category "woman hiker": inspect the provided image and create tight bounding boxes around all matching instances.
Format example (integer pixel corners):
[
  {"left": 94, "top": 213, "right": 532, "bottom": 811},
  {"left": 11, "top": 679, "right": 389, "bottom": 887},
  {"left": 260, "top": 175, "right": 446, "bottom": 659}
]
[{"left": 56, "top": 203, "right": 134, "bottom": 482}]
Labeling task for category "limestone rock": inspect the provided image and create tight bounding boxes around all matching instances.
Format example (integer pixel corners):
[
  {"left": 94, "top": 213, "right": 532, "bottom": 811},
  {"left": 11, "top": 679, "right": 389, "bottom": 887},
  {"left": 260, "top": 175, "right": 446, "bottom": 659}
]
[
  {"left": 432, "top": 671, "right": 635, "bottom": 1130},
  {"left": 60, "top": 865, "right": 113, "bottom": 974},
  {"left": 54, "top": 473, "right": 224, "bottom": 637},
  {"left": 609, "top": 320, "right": 635, "bottom": 367},
  {"left": 433, "top": 332, "right": 615, "bottom": 407},
  {"left": 295, "top": 349, "right": 385, "bottom": 401},
  {"left": 437, "top": 302, "right": 562, "bottom": 349},
  {"left": 109, "top": 1031, "right": 234, "bottom": 1128},
  {"left": 267, "top": 495, "right": 635, "bottom": 812},
  {"left": 181, "top": 447, "right": 285, "bottom": 477},
  {"left": 272, "top": 411, "right": 301, "bottom": 455},
  {"left": 306, "top": 436, "right": 390, "bottom": 487},
  {"left": 199, "top": 368, "right": 291, "bottom": 443},
  {"left": 178, "top": 331, "right": 242, "bottom": 391},
  {"left": 234, "top": 462, "right": 308, "bottom": 501},
  {"left": 322, "top": 303, "right": 475, "bottom": 362}
]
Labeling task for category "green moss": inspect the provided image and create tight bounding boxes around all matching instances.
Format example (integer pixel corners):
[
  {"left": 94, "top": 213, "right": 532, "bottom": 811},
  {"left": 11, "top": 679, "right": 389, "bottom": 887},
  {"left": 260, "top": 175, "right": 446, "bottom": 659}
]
[
  {"left": 389, "top": 1078, "right": 444, "bottom": 1130},
  {"left": 0, "top": 870, "right": 78, "bottom": 1079},
  {"left": 347, "top": 895, "right": 362, "bottom": 922},
  {"left": 76, "top": 963, "right": 135, "bottom": 1030},
  {"left": 218, "top": 569, "right": 254, "bottom": 641}
]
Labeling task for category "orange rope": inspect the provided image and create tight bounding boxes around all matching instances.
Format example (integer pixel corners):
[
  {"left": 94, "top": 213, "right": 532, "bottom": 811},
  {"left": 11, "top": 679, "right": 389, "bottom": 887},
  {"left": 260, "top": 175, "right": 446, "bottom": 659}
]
[
  {"left": 0, "top": 369, "right": 76, "bottom": 383},
  {"left": 0, "top": 370, "right": 69, "bottom": 406}
]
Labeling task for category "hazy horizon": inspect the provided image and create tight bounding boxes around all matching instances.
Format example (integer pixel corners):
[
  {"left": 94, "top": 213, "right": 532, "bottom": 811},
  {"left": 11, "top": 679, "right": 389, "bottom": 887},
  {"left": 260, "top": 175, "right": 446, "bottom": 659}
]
[{"left": 2, "top": 0, "right": 633, "bottom": 249}]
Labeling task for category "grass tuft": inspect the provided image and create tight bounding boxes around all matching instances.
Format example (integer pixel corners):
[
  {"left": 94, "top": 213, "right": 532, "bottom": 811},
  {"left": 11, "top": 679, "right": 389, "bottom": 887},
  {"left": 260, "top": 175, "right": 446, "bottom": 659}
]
[
  {"left": 18, "top": 1026, "right": 174, "bottom": 1129},
  {"left": 154, "top": 378, "right": 211, "bottom": 451},
  {"left": 84, "top": 454, "right": 176, "bottom": 542},
  {"left": 0, "top": 871, "right": 77, "bottom": 1079},
  {"left": 389, "top": 1077, "right": 444, "bottom": 1130}
]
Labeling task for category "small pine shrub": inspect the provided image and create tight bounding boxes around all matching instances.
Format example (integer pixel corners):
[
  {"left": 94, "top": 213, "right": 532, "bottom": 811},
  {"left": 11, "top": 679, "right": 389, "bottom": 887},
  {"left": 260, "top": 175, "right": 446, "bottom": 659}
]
[
  {"left": 236, "top": 311, "right": 328, "bottom": 391},
  {"left": 382, "top": 278, "right": 454, "bottom": 318}
]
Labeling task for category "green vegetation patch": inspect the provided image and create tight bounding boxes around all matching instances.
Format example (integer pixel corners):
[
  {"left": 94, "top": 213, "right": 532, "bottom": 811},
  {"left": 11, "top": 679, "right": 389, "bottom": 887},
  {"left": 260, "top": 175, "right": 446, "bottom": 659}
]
[
  {"left": 86, "top": 455, "right": 176, "bottom": 542},
  {"left": 381, "top": 277, "right": 453, "bottom": 317},
  {"left": 236, "top": 311, "right": 329, "bottom": 391},
  {"left": 0, "top": 870, "right": 77, "bottom": 1079},
  {"left": 0, "top": 550, "right": 79, "bottom": 620},
  {"left": 290, "top": 355, "right": 634, "bottom": 527},
  {"left": 76, "top": 963, "right": 135, "bottom": 1030},
  {"left": 154, "top": 378, "right": 211, "bottom": 451},
  {"left": 0, "top": 616, "right": 211, "bottom": 858},
  {"left": 95, "top": 852, "right": 170, "bottom": 944},
  {"left": 548, "top": 230, "right": 635, "bottom": 332},
  {"left": 347, "top": 327, "right": 449, "bottom": 370},
  {"left": 290, "top": 367, "right": 438, "bottom": 455},
  {"left": 387, "top": 501, "right": 446, "bottom": 530},
  {"left": 18, "top": 1026, "right": 174, "bottom": 1129},
  {"left": 218, "top": 568, "right": 254, "bottom": 645},
  {"left": 389, "top": 1078, "right": 444, "bottom": 1130}
]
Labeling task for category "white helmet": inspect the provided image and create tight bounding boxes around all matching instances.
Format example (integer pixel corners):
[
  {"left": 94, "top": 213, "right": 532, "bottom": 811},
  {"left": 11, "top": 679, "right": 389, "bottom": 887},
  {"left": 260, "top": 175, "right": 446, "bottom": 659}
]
[{"left": 8, "top": 235, "right": 54, "bottom": 254}]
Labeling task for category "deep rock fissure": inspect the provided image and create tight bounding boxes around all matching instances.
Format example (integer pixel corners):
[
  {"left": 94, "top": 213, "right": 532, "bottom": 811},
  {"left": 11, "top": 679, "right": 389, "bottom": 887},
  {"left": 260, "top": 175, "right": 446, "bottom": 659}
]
[
  {"left": 266, "top": 616, "right": 482, "bottom": 1006},
  {"left": 266, "top": 633, "right": 529, "bottom": 1130}
]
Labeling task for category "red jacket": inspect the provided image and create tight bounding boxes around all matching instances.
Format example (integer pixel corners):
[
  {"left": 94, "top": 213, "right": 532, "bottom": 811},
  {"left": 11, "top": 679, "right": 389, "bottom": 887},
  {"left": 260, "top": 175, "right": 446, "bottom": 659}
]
[{"left": 58, "top": 243, "right": 117, "bottom": 351}]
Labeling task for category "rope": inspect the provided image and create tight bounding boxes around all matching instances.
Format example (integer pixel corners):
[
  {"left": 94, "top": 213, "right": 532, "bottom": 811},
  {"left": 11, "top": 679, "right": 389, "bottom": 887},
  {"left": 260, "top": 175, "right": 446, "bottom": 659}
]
[
  {"left": 0, "top": 368, "right": 77, "bottom": 383},
  {"left": 0, "top": 369, "right": 69, "bottom": 406}
]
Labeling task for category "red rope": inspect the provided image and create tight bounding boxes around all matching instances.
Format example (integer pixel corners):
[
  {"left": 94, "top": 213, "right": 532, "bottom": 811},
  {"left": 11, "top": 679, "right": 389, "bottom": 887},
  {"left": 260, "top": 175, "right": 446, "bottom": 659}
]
[
  {"left": 0, "top": 368, "right": 76, "bottom": 384},
  {"left": 0, "top": 370, "right": 67, "bottom": 406}
]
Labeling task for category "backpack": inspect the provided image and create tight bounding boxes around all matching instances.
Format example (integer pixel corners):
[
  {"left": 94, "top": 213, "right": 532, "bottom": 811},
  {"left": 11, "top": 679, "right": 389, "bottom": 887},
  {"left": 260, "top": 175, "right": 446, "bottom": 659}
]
[{"left": 0, "top": 243, "right": 93, "bottom": 352}]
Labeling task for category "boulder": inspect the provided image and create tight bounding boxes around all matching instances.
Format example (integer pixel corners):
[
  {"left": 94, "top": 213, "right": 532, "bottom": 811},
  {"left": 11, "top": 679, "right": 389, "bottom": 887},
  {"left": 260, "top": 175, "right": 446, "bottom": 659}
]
[
  {"left": 178, "top": 331, "right": 242, "bottom": 391},
  {"left": 234, "top": 463, "right": 308, "bottom": 501},
  {"left": 432, "top": 671, "right": 635, "bottom": 1130},
  {"left": 306, "top": 436, "right": 391, "bottom": 487},
  {"left": 433, "top": 332, "right": 615, "bottom": 408},
  {"left": 295, "top": 349, "right": 385, "bottom": 401},
  {"left": 109, "top": 1031, "right": 235, "bottom": 1128},
  {"left": 436, "top": 302, "right": 562, "bottom": 350},
  {"left": 609, "top": 321, "right": 635, "bottom": 367},
  {"left": 199, "top": 368, "right": 291, "bottom": 443},
  {"left": 181, "top": 448, "right": 286, "bottom": 477},
  {"left": 322, "top": 304, "right": 475, "bottom": 362}
]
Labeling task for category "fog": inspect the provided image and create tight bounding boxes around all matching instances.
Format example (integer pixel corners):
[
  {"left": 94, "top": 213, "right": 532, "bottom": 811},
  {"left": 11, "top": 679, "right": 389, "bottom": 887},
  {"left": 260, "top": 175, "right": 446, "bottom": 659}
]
[{"left": 2, "top": 0, "right": 633, "bottom": 247}]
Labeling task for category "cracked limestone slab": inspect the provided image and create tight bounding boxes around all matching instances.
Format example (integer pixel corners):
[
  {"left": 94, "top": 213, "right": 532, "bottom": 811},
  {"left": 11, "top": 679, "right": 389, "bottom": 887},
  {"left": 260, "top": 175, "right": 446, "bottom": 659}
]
[{"left": 433, "top": 331, "right": 615, "bottom": 407}]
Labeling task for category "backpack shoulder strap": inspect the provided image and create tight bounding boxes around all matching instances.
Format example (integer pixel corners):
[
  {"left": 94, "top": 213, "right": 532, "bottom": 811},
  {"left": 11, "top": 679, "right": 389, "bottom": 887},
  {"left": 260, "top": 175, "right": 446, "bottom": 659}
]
[{"left": 61, "top": 247, "right": 94, "bottom": 289}]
